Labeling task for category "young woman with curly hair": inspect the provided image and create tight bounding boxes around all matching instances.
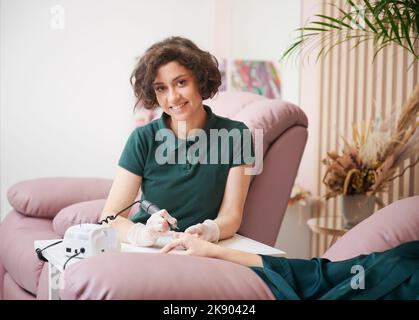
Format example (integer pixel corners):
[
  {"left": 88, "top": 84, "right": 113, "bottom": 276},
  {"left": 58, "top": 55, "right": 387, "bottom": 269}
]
[{"left": 100, "top": 36, "right": 254, "bottom": 247}]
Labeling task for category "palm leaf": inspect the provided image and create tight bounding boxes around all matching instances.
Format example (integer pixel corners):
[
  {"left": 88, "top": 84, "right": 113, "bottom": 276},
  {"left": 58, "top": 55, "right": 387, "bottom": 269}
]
[
  {"left": 385, "top": 5, "right": 403, "bottom": 45},
  {"left": 281, "top": 0, "right": 419, "bottom": 62},
  {"left": 358, "top": 2, "right": 378, "bottom": 33},
  {"left": 392, "top": 2, "right": 416, "bottom": 54},
  {"left": 281, "top": 39, "right": 304, "bottom": 61},
  {"left": 363, "top": 0, "right": 389, "bottom": 38},
  {"left": 311, "top": 21, "right": 343, "bottom": 30},
  {"left": 315, "top": 14, "right": 354, "bottom": 29}
]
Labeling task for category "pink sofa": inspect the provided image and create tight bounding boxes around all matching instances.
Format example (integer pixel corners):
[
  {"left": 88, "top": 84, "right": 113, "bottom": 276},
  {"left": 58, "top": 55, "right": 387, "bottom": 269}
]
[{"left": 0, "top": 91, "right": 309, "bottom": 299}]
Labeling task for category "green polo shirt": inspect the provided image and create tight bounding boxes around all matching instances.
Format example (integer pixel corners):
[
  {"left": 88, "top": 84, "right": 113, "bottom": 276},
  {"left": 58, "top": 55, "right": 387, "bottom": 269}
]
[{"left": 118, "top": 105, "right": 254, "bottom": 231}]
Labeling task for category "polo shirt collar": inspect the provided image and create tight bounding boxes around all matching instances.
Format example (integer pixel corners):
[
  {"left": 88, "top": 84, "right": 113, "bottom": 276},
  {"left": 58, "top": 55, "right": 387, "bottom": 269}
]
[{"left": 156, "top": 105, "right": 216, "bottom": 152}]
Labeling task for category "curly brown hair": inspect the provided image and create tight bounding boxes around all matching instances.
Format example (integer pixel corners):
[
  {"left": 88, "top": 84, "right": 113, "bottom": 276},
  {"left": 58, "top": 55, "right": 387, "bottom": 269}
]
[{"left": 130, "top": 36, "right": 222, "bottom": 110}]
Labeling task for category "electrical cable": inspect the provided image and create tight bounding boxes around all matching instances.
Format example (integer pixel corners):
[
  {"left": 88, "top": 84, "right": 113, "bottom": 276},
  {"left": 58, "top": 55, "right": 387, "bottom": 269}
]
[
  {"left": 98, "top": 199, "right": 175, "bottom": 227},
  {"left": 98, "top": 200, "right": 141, "bottom": 224},
  {"left": 35, "top": 240, "right": 63, "bottom": 262},
  {"left": 63, "top": 251, "right": 81, "bottom": 270}
]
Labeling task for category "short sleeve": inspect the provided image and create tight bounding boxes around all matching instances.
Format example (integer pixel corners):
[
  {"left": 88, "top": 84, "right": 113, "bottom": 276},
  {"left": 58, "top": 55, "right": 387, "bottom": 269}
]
[
  {"left": 118, "top": 129, "right": 146, "bottom": 177},
  {"left": 231, "top": 122, "right": 255, "bottom": 168}
]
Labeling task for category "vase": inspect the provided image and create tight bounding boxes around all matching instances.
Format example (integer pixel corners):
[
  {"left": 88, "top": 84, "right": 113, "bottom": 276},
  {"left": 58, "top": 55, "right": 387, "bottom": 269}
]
[{"left": 340, "top": 195, "right": 375, "bottom": 229}]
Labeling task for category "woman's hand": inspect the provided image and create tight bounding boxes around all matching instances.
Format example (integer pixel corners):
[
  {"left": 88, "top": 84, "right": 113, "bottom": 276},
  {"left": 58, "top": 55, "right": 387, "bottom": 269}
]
[
  {"left": 127, "top": 209, "right": 177, "bottom": 247},
  {"left": 184, "top": 219, "right": 220, "bottom": 242},
  {"left": 160, "top": 233, "right": 219, "bottom": 257},
  {"left": 146, "top": 209, "right": 178, "bottom": 234}
]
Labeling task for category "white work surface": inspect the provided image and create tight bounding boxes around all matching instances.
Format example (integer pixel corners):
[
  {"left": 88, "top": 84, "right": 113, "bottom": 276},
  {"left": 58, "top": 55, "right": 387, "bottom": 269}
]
[{"left": 34, "top": 234, "right": 285, "bottom": 300}]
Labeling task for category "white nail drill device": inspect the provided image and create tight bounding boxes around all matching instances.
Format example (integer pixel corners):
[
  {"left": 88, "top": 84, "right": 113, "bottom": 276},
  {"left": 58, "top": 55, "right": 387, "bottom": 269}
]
[
  {"left": 63, "top": 224, "right": 120, "bottom": 258},
  {"left": 62, "top": 200, "right": 165, "bottom": 259}
]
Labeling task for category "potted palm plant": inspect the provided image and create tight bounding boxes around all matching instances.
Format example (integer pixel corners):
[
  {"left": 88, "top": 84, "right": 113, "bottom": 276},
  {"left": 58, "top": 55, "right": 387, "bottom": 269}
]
[{"left": 282, "top": 0, "right": 419, "bottom": 228}]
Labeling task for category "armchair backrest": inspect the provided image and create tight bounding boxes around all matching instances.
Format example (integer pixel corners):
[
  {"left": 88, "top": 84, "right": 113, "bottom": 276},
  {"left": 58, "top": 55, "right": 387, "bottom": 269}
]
[{"left": 205, "top": 91, "right": 308, "bottom": 246}]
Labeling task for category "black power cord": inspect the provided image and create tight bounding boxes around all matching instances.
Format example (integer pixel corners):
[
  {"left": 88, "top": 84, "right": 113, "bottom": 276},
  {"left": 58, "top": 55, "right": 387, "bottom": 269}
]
[
  {"left": 36, "top": 240, "right": 82, "bottom": 270},
  {"left": 98, "top": 199, "right": 163, "bottom": 224},
  {"left": 35, "top": 240, "right": 63, "bottom": 262},
  {"left": 98, "top": 200, "right": 142, "bottom": 224},
  {"left": 63, "top": 251, "right": 81, "bottom": 270}
]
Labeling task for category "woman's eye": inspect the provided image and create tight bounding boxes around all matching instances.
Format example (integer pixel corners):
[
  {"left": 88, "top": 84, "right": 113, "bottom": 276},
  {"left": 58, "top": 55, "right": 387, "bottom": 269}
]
[
  {"left": 177, "top": 80, "right": 186, "bottom": 86},
  {"left": 155, "top": 86, "right": 165, "bottom": 93}
]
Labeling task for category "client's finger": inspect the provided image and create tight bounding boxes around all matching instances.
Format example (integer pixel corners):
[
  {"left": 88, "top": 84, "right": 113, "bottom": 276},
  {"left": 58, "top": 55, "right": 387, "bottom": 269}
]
[
  {"left": 185, "top": 227, "right": 203, "bottom": 238},
  {"left": 160, "top": 238, "right": 184, "bottom": 253},
  {"left": 185, "top": 225, "right": 201, "bottom": 234},
  {"left": 173, "top": 232, "right": 185, "bottom": 238}
]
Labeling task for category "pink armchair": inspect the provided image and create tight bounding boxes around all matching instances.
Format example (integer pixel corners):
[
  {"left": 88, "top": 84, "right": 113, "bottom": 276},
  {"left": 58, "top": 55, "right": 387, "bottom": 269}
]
[{"left": 0, "top": 91, "right": 308, "bottom": 299}]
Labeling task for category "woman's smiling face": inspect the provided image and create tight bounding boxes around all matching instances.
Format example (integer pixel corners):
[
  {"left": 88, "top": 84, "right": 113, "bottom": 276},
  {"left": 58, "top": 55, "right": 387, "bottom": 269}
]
[{"left": 153, "top": 61, "right": 204, "bottom": 124}]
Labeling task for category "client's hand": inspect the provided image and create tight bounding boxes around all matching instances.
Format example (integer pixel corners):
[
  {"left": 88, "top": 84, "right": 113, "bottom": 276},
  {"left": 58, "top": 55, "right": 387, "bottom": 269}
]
[
  {"left": 161, "top": 232, "right": 263, "bottom": 267},
  {"left": 160, "top": 233, "right": 219, "bottom": 257},
  {"left": 127, "top": 209, "right": 177, "bottom": 247},
  {"left": 184, "top": 219, "right": 220, "bottom": 243}
]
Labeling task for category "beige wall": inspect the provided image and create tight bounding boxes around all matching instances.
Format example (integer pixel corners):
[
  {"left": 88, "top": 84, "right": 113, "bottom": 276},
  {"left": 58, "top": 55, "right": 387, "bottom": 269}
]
[{"left": 300, "top": 0, "right": 419, "bottom": 256}]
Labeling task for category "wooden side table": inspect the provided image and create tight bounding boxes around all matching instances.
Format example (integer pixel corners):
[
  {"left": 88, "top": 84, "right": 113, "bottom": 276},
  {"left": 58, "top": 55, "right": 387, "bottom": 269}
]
[{"left": 307, "top": 216, "right": 349, "bottom": 248}]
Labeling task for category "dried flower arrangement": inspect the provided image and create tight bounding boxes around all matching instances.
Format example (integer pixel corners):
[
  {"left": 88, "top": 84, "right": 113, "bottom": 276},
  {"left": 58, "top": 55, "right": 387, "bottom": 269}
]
[{"left": 322, "top": 84, "right": 419, "bottom": 202}]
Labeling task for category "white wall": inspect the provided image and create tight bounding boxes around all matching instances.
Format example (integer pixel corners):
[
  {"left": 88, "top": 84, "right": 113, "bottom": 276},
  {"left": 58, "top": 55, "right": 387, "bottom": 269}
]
[
  {"left": 1, "top": 0, "right": 301, "bottom": 219},
  {"left": 0, "top": 0, "right": 215, "bottom": 218},
  {"left": 232, "top": 0, "right": 301, "bottom": 105}
]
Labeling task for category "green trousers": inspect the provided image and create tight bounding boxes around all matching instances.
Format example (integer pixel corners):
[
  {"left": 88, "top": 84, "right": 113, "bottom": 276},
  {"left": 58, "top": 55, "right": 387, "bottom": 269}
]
[{"left": 251, "top": 240, "right": 419, "bottom": 299}]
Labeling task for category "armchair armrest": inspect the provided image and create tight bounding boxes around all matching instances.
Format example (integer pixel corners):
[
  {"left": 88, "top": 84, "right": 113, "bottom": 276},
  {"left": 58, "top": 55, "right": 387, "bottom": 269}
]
[
  {"left": 52, "top": 198, "right": 106, "bottom": 237},
  {"left": 323, "top": 196, "right": 419, "bottom": 261},
  {"left": 60, "top": 252, "right": 275, "bottom": 300},
  {"left": 7, "top": 177, "right": 112, "bottom": 219}
]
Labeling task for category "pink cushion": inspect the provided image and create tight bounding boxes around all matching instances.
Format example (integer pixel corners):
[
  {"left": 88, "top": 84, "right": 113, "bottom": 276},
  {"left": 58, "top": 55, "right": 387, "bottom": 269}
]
[
  {"left": 3, "top": 273, "right": 36, "bottom": 300},
  {"left": 52, "top": 199, "right": 106, "bottom": 237},
  {"left": 60, "top": 252, "right": 275, "bottom": 300},
  {"left": 0, "top": 211, "right": 59, "bottom": 295},
  {"left": 7, "top": 177, "right": 112, "bottom": 219},
  {"left": 205, "top": 91, "right": 266, "bottom": 118},
  {"left": 206, "top": 92, "right": 308, "bottom": 156},
  {"left": 323, "top": 196, "right": 419, "bottom": 261},
  {"left": 52, "top": 196, "right": 141, "bottom": 237}
]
